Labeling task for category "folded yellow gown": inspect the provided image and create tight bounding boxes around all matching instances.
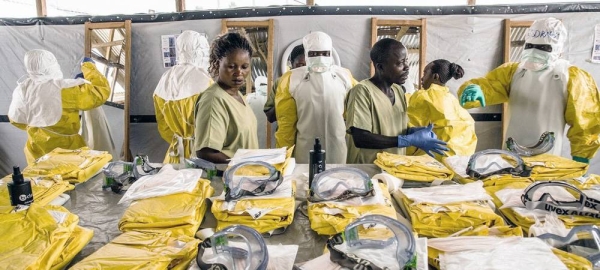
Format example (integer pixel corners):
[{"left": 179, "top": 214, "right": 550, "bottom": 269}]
[
  {"left": 51, "top": 225, "right": 94, "bottom": 270},
  {"left": 375, "top": 152, "right": 454, "bottom": 182},
  {"left": 0, "top": 174, "right": 74, "bottom": 213},
  {"left": 70, "top": 230, "right": 199, "bottom": 270},
  {"left": 308, "top": 181, "right": 397, "bottom": 235},
  {"left": 23, "top": 147, "right": 112, "bottom": 184},
  {"left": 119, "top": 179, "right": 214, "bottom": 237},
  {"left": 0, "top": 203, "right": 85, "bottom": 270},
  {"left": 228, "top": 146, "right": 295, "bottom": 176}
]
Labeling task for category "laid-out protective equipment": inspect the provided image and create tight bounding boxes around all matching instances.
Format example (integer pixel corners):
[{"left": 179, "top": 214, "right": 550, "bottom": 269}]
[
  {"left": 326, "top": 215, "right": 416, "bottom": 270},
  {"left": 304, "top": 32, "right": 333, "bottom": 73},
  {"left": 375, "top": 152, "right": 454, "bottom": 183},
  {"left": 24, "top": 147, "right": 112, "bottom": 184},
  {"left": 310, "top": 167, "right": 373, "bottom": 202},
  {"left": 459, "top": 84, "right": 486, "bottom": 107},
  {"left": 397, "top": 124, "right": 449, "bottom": 157},
  {"left": 103, "top": 154, "right": 162, "bottom": 193},
  {"left": 538, "top": 225, "right": 600, "bottom": 267},
  {"left": 196, "top": 225, "right": 268, "bottom": 270},
  {"left": 467, "top": 149, "right": 531, "bottom": 179},
  {"left": 0, "top": 174, "right": 74, "bottom": 213},
  {"left": 224, "top": 161, "right": 283, "bottom": 201},
  {"left": 521, "top": 17, "right": 567, "bottom": 71},
  {"left": 521, "top": 181, "right": 600, "bottom": 219},
  {"left": 506, "top": 131, "right": 555, "bottom": 156}
]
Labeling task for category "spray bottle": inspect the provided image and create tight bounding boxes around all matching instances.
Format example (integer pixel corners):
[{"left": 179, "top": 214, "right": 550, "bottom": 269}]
[
  {"left": 8, "top": 166, "right": 33, "bottom": 206},
  {"left": 309, "top": 138, "right": 326, "bottom": 189}
]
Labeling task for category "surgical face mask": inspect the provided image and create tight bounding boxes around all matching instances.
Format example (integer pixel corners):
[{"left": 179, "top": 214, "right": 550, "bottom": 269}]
[
  {"left": 196, "top": 225, "right": 269, "bottom": 270},
  {"left": 310, "top": 167, "right": 374, "bottom": 202},
  {"left": 307, "top": 56, "right": 333, "bottom": 73},
  {"left": 224, "top": 161, "right": 282, "bottom": 201},
  {"left": 521, "top": 49, "right": 554, "bottom": 71}
]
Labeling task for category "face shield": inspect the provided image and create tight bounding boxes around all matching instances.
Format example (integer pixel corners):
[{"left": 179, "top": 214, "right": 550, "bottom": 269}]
[
  {"left": 467, "top": 149, "right": 531, "bottom": 179},
  {"left": 254, "top": 76, "right": 268, "bottom": 96},
  {"left": 176, "top": 30, "right": 210, "bottom": 69},
  {"left": 520, "top": 17, "right": 567, "bottom": 71},
  {"left": 224, "top": 161, "right": 283, "bottom": 201},
  {"left": 303, "top": 31, "right": 333, "bottom": 73},
  {"left": 521, "top": 181, "right": 600, "bottom": 219},
  {"left": 196, "top": 225, "right": 269, "bottom": 270},
  {"left": 506, "top": 131, "right": 555, "bottom": 157},
  {"left": 24, "top": 49, "right": 63, "bottom": 80},
  {"left": 538, "top": 225, "right": 600, "bottom": 267},
  {"left": 309, "top": 167, "right": 374, "bottom": 202},
  {"left": 326, "top": 214, "right": 416, "bottom": 270}
]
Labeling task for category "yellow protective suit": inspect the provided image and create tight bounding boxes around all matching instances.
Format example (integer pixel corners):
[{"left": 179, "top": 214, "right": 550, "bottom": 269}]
[
  {"left": 228, "top": 146, "right": 295, "bottom": 176},
  {"left": 70, "top": 230, "right": 199, "bottom": 270},
  {"left": 10, "top": 62, "right": 110, "bottom": 164},
  {"left": 119, "top": 179, "right": 214, "bottom": 237},
  {"left": 407, "top": 84, "right": 477, "bottom": 158},
  {"left": 0, "top": 174, "right": 73, "bottom": 213},
  {"left": 51, "top": 225, "right": 94, "bottom": 270},
  {"left": 522, "top": 153, "right": 588, "bottom": 180},
  {"left": 458, "top": 62, "right": 600, "bottom": 161},
  {"left": 22, "top": 147, "right": 112, "bottom": 184},
  {"left": 374, "top": 152, "right": 454, "bottom": 182},
  {"left": 0, "top": 203, "right": 88, "bottom": 270}
]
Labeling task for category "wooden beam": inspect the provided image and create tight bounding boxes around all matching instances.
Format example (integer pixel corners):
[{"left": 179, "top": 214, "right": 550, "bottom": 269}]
[
  {"left": 36, "top": 0, "right": 47, "bottom": 17},
  {"left": 502, "top": 19, "right": 511, "bottom": 144},
  {"left": 376, "top": 19, "right": 422, "bottom": 27},
  {"left": 84, "top": 22, "right": 92, "bottom": 58},
  {"left": 86, "top": 22, "right": 126, "bottom": 29},
  {"left": 370, "top": 17, "right": 378, "bottom": 77},
  {"left": 266, "top": 19, "right": 275, "bottom": 148},
  {"left": 92, "top": 40, "right": 124, "bottom": 48},
  {"left": 510, "top": 21, "right": 534, "bottom": 27},
  {"left": 419, "top": 19, "right": 427, "bottom": 90},
  {"left": 176, "top": 0, "right": 185, "bottom": 12},
  {"left": 221, "top": 19, "right": 228, "bottom": 34},
  {"left": 105, "top": 29, "right": 116, "bottom": 60},
  {"left": 124, "top": 20, "right": 132, "bottom": 161},
  {"left": 224, "top": 20, "right": 270, "bottom": 28},
  {"left": 467, "top": 0, "right": 476, "bottom": 6},
  {"left": 306, "top": 0, "right": 315, "bottom": 6}
]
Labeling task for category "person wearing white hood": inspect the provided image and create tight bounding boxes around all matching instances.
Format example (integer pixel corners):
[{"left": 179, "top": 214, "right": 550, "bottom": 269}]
[
  {"left": 8, "top": 49, "right": 111, "bottom": 164},
  {"left": 275, "top": 31, "right": 358, "bottom": 164},
  {"left": 153, "top": 30, "right": 213, "bottom": 165},
  {"left": 459, "top": 17, "right": 600, "bottom": 165}
]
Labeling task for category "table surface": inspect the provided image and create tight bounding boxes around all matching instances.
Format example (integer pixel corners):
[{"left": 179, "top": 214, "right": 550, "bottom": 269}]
[{"left": 64, "top": 164, "right": 387, "bottom": 266}]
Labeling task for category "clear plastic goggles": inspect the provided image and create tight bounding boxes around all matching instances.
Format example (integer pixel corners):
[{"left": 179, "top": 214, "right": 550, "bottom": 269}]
[
  {"left": 309, "top": 167, "right": 373, "bottom": 202},
  {"left": 466, "top": 149, "right": 531, "bottom": 179},
  {"left": 538, "top": 225, "right": 600, "bottom": 267},
  {"left": 132, "top": 154, "right": 161, "bottom": 179},
  {"left": 521, "top": 181, "right": 600, "bottom": 219},
  {"left": 224, "top": 161, "right": 282, "bottom": 201},
  {"left": 196, "top": 225, "right": 268, "bottom": 270},
  {"left": 506, "top": 131, "right": 555, "bottom": 157},
  {"left": 327, "top": 214, "right": 416, "bottom": 270}
]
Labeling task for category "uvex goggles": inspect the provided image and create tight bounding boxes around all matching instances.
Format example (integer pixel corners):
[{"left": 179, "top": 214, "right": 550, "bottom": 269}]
[
  {"left": 196, "top": 225, "right": 268, "bottom": 270},
  {"left": 467, "top": 149, "right": 531, "bottom": 179},
  {"left": 538, "top": 225, "right": 600, "bottom": 266},
  {"left": 521, "top": 181, "right": 600, "bottom": 219},
  {"left": 506, "top": 131, "right": 555, "bottom": 157},
  {"left": 224, "top": 161, "right": 282, "bottom": 201},
  {"left": 132, "top": 154, "right": 161, "bottom": 179},
  {"left": 310, "top": 167, "right": 374, "bottom": 202},
  {"left": 327, "top": 215, "right": 416, "bottom": 270},
  {"left": 102, "top": 161, "right": 134, "bottom": 184}
]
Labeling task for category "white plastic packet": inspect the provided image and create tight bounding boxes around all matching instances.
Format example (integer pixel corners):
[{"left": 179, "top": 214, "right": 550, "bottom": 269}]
[
  {"left": 529, "top": 213, "right": 575, "bottom": 247},
  {"left": 118, "top": 164, "right": 203, "bottom": 204},
  {"left": 229, "top": 148, "right": 287, "bottom": 166},
  {"left": 401, "top": 181, "right": 491, "bottom": 205}
]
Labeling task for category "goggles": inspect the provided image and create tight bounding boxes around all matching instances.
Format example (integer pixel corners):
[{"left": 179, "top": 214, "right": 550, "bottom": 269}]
[
  {"left": 103, "top": 154, "right": 161, "bottom": 193},
  {"left": 224, "top": 161, "right": 282, "bottom": 201},
  {"left": 185, "top": 157, "right": 218, "bottom": 179},
  {"left": 327, "top": 215, "right": 416, "bottom": 270},
  {"left": 309, "top": 167, "right": 374, "bottom": 202},
  {"left": 506, "top": 131, "right": 555, "bottom": 157},
  {"left": 196, "top": 225, "right": 268, "bottom": 270},
  {"left": 538, "top": 225, "right": 600, "bottom": 266},
  {"left": 521, "top": 181, "right": 600, "bottom": 219},
  {"left": 132, "top": 154, "right": 161, "bottom": 179},
  {"left": 467, "top": 150, "right": 531, "bottom": 179}
]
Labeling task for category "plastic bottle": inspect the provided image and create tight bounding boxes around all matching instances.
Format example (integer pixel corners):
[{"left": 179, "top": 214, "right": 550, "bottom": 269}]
[
  {"left": 309, "top": 138, "right": 326, "bottom": 189},
  {"left": 8, "top": 166, "right": 34, "bottom": 206}
]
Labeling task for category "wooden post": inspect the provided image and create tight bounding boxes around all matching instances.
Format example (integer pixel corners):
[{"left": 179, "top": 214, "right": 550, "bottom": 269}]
[
  {"left": 502, "top": 19, "right": 511, "bottom": 145},
  {"left": 84, "top": 22, "right": 92, "bottom": 58},
  {"left": 468, "top": 0, "right": 476, "bottom": 5},
  {"left": 221, "top": 19, "right": 228, "bottom": 34},
  {"left": 267, "top": 19, "right": 275, "bottom": 148},
  {"left": 419, "top": 18, "right": 427, "bottom": 89},
  {"left": 36, "top": 0, "right": 47, "bottom": 17},
  {"left": 124, "top": 20, "right": 132, "bottom": 161},
  {"left": 370, "top": 17, "right": 378, "bottom": 77},
  {"left": 176, "top": 0, "right": 185, "bottom": 12},
  {"left": 306, "top": 0, "right": 315, "bottom": 6}
]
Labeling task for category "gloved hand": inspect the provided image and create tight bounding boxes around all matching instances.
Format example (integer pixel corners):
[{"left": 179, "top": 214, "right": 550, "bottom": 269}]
[
  {"left": 398, "top": 124, "right": 449, "bottom": 157},
  {"left": 460, "top": 84, "right": 486, "bottom": 107},
  {"left": 407, "top": 126, "right": 438, "bottom": 139},
  {"left": 82, "top": 57, "right": 95, "bottom": 64},
  {"left": 74, "top": 73, "right": 84, "bottom": 79},
  {"left": 573, "top": 156, "right": 590, "bottom": 164}
]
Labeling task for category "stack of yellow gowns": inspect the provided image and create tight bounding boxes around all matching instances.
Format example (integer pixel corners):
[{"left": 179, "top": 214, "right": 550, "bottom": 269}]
[
  {"left": 375, "top": 152, "right": 454, "bottom": 186},
  {"left": 0, "top": 174, "right": 73, "bottom": 213},
  {"left": 70, "top": 230, "right": 199, "bottom": 270},
  {"left": 0, "top": 203, "right": 93, "bottom": 270},
  {"left": 23, "top": 147, "right": 112, "bottom": 184},
  {"left": 307, "top": 180, "right": 397, "bottom": 235},
  {"left": 118, "top": 179, "right": 214, "bottom": 237},
  {"left": 227, "top": 147, "right": 295, "bottom": 176},
  {"left": 395, "top": 181, "right": 509, "bottom": 238}
]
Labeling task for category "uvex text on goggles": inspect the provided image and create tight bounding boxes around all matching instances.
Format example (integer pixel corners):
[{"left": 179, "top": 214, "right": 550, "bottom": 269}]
[{"left": 521, "top": 181, "right": 600, "bottom": 219}]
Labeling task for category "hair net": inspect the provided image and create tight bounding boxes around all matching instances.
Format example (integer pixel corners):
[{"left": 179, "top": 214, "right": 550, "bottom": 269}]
[
  {"left": 176, "top": 30, "right": 210, "bottom": 68},
  {"left": 24, "top": 49, "right": 63, "bottom": 80},
  {"left": 303, "top": 31, "right": 332, "bottom": 53},
  {"left": 525, "top": 17, "right": 567, "bottom": 54}
]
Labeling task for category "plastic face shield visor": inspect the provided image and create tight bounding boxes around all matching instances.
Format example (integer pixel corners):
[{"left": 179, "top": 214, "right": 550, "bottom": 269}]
[
  {"left": 506, "top": 131, "right": 555, "bottom": 157},
  {"left": 327, "top": 214, "right": 416, "bottom": 270},
  {"left": 538, "top": 225, "right": 600, "bottom": 266},
  {"left": 196, "top": 225, "right": 268, "bottom": 270},
  {"left": 224, "top": 161, "right": 282, "bottom": 201},
  {"left": 521, "top": 181, "right": 600, "bottom": 219},
  {"left": 466, "top": 149, "right": 531, "bottom": 179},
  {"left": 309, "top": 167, "right": 374, "bottom": 202}
]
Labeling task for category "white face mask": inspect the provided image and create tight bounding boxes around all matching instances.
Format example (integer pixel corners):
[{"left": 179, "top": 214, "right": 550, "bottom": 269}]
[
  {"left": 521, "top": 49, "right": 553, "bottom": 71},
  {"left": 307, "top": 56, "right": 333, "bottom": 73}
]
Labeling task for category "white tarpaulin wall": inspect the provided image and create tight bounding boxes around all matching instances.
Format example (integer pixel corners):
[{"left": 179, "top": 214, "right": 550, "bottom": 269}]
[{"left": 1, "top": 11, "right": 599, "bottom": 174}]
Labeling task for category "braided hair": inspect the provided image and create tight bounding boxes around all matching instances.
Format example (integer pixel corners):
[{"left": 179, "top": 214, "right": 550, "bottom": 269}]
[
  {"left": 208, "top": 32, "right": 254, "bottom": 78},
  {"left": 428, "top": 59, "right": 464, "bottom": 84}
]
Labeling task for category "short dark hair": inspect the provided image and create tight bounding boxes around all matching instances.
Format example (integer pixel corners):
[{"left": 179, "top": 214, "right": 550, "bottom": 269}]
[
  {"left": 290, "top": 45, "right": 305, "bottom": 63},
  {"left": 209, "top": 32, "right": 253, "bottom": 77},
  {"left": 370, "top": 38, "right": 404, "bottom": 65},
  {"left": 428, "top": 59, "right": 464, "bottom": 84}
]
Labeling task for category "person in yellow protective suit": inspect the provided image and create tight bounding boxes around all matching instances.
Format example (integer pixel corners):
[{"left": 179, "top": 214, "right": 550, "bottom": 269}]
[
  {"left": 263, "top": 44, "right": 306, "bottom": 123},
  {"left": 275, "top": 31, "right": 358, "bottom": 164},
  {"left": 408, "top": 59, "right": 477, "bottom": 158},
  {"left": 345, "top": 38, "right": 448, "bottom": 164},
  {"left": 153, "top": 30, "right": 213, "bottom": 165},
  {"left": 459, "top": 17, "right": 600, "bottom": 165},
  {"left": 194, "top": 32, "right": 258, "bottom": 164},
  {"left": 8, "top": 50, "right": 110, "bottom": 164}
]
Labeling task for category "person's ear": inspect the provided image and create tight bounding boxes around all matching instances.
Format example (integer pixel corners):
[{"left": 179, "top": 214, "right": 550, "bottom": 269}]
[
  {"left": 433, "top": 73, "right": 440, "bottom": 81},
  {"left": 376, "top": 62, "right": 383, "bottom": 72}
]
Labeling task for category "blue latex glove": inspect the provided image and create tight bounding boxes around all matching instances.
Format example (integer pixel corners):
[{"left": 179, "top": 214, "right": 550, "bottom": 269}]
[
  {"left": 408, "top": 126, "right": 438, "bottom": 140},
  {"left": 460, "top": 84, "right": 486, "bottom": 107},
  {"left": 82, "top": 57, "right": 95, "bottom": 64},
  {"left": 74, "top": 73, "right": 84, "bottom": 79},
  {"left": 398, "top": 124, "right": 449, "bottom": 157}
]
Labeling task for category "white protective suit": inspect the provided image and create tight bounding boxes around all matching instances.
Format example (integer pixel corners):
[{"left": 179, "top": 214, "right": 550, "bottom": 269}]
[
  {"left": 247, "top": 76, "right": 269, "bottom": 149},
  {"left": 275, "top": 32, "right": 357, "bottom": 164}
]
